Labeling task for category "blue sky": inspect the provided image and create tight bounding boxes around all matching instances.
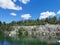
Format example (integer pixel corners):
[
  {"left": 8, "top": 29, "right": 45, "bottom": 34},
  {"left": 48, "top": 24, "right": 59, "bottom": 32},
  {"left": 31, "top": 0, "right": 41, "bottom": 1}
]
[{"left": 0, "top": 0, "right": 60, "bottom": 23}]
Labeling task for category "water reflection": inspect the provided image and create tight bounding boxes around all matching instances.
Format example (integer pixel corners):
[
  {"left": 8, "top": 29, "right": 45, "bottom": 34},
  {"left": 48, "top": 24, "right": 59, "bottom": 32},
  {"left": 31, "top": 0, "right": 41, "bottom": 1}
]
[
  {"left": 0, "top": 40, "right": 24, "bottom": 45},
  {"left": 0, "top": 34, "right": 59, "bottom": 45}
]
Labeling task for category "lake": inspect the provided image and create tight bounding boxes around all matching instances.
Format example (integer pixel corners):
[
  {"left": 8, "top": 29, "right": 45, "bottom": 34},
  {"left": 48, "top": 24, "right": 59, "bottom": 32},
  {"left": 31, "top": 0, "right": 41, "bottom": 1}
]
[{"left": 0, "top": 35, "right": 59, "bottom": 45}]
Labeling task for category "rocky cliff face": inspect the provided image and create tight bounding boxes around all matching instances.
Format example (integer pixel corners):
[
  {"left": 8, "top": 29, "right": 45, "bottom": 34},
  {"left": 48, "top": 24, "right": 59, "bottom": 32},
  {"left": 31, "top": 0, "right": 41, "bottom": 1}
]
[{"left": 12, "top": 24, "right": 60, "bottom": 36}]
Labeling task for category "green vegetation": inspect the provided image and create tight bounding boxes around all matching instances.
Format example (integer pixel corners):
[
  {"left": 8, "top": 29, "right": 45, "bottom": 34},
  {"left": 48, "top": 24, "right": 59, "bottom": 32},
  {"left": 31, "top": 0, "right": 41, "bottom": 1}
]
[
  {"left": 18, "top": 27, "right": 25, "bottom": 36},
  {"left": 0, "top": 16, "right": 60, "bottom": 27},
  {"left": 9, "top": 16, "right": 60, "bottom": 26}
]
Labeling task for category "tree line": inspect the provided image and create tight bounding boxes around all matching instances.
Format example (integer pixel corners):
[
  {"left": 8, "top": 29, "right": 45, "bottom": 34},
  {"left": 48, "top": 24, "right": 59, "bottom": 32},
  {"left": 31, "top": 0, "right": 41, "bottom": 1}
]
[
  {"left": 0, "top": 16, "right": 60, "bottom": 26},
  {"left": 9, "top": 16, "right": 60, "bottom": 26}
]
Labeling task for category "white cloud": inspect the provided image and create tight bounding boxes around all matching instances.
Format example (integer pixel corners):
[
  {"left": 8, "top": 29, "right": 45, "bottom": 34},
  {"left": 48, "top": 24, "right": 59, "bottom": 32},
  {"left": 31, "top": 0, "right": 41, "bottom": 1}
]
[
  {"left": 0, "top": 0, "right": 22, "bottom": 10},
  {"left": 19, "top": 0, "right": 30, "bottom": 4},
  {"left": 57, "top": 10, "right": 60, "bottom": 14},
  {"left": 21, "top": 14, "right": 31, "bottom": 20},
  {"left": 39, "top": 11, "right": 56, "bottom": 19},
  {"left": 13, "top": 0, "right": 17, "bottom": 2},
  {"left": 10, "top": 13, "right": 16, "bottom": 16}
]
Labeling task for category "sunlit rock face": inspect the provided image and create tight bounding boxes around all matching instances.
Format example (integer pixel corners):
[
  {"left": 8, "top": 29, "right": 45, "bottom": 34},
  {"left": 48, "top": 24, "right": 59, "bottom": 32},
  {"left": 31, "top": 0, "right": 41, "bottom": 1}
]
[
  {"left": 9, "top": 31, "right": 16, "bottom": 37},
  {"left": 9, "top": 24, "right": 60, "bottom": 40}
]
